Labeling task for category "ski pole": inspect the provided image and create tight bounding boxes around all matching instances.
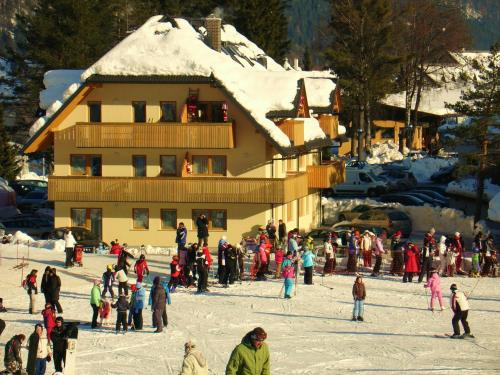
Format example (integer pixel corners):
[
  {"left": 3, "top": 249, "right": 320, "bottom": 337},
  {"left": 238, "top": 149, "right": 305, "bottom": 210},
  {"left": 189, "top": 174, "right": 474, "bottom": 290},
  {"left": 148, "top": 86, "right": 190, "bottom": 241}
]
[
  {"left": 277, "top": 283, "right": 284, "bottom": 299},
  {"left": 466, "top": 277, "right": 481, "bottom": 298}
]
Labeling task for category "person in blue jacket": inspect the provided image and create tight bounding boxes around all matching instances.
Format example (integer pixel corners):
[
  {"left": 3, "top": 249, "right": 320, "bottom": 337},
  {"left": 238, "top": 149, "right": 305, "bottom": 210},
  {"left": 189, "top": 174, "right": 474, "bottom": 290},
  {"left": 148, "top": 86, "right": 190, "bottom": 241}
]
[
  {"left": 175, "top": 222, "right": 187, "bottom": 255},
  {"left": 301, "top": 245, "right": 315, "bottom": 285},
  {"left": 133, "top": 282, "right": 146, "bottom": 330}
]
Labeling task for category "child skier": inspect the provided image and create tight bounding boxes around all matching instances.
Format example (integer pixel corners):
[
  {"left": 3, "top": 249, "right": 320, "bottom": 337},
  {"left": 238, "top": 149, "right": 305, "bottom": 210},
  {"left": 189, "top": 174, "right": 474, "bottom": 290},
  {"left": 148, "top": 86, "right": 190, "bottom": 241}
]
[
  {"left": 281, "top": 251, "right": 295, "bottom": 299},
  {"left": 403, "top": 241, "right": 420, "bottom": 283},
  {"left": 446, "top": 241, "right": 458, "bottom": 277},
  {"left": 301, "top": 244, "right": 315, "bottom": 285},
  {"left": 24, "top": 269, "right": 38, "bottom": 314},
  {"left": 112, "top": 293, "right": 130, "bottom": 334},
  {"left": 274, "top": 247, "right": 284, "bottom": 279},
  {"left": 99, "top": 297, "right": 111, "bottom": 327},
  {"left": 437, "top": 236, "right": 447, "bottom": 276},
  {"left": 196, "top": 247, "right": 209, "bottom": 293},
  {"left": 169, "top": 255, "right": 182, "bottom": 292},
  {"left": 102, "top": 264, "right": 115, "bottom": 299},
  {"left": 41, "top": 303, "right": 56, "bottom": 341},
  {"left": 424, "top": 268, "right": 445, "bottom": 311},
  {"left": 134, "top": 254, "right": 150, "bottom": 283},
  {"left": 352, "top": 276, "right": 366, "bottom": 321},
  {"left": 470, "top": 242, "right": 481, "bottom": 277},
  {"left": 449, "top": 284, "right": 474, "bottom": 339}
]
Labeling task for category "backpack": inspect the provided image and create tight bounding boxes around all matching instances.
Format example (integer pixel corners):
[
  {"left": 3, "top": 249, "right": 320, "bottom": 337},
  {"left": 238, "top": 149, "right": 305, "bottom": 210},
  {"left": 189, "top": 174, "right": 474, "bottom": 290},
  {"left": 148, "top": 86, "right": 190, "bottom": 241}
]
[{"left": 22, "top": 278, "right": 28, "bottom": 290}]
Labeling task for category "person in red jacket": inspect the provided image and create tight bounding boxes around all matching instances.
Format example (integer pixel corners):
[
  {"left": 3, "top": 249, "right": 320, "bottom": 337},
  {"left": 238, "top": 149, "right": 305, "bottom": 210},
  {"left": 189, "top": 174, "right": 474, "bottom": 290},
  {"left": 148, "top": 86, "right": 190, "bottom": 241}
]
[
  {"left": 202, "top": 242, "right": 212, "bottom": 269},
  {"left": 168, "top": 255, "right": 182, "bottom": 292},
  {"left": 134, "top": 255, "right": 150, "bottom": 283},
  {"left": 41, "top": 303, "right": 56, "bottom": 341},
  {"left": 452, "top": 232, "right": 466, "bottom": 275},
  {"left": 403, "top": 241, "right": 420, "bottom": 283},
  {"left": 109, "top": 241, "right": 122, "bottom": 255}
]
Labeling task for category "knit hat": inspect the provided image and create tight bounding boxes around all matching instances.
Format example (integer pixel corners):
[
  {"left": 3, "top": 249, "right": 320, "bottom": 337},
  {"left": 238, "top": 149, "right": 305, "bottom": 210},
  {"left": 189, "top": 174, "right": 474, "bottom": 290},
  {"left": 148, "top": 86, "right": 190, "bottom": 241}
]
[{"left": 450, "top": 283, "right": 458, "bottom": 291}]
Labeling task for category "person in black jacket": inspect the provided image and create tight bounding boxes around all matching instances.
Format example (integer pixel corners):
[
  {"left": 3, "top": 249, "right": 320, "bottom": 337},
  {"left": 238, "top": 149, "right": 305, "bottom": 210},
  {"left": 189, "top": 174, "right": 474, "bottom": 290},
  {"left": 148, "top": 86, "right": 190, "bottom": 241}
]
[
  {"left": 40, "top": 266, "right": 52, "bottom": 304},
  {"left": 222, "top": 245, "right": 237, "bottom": 287},
  {"left": 51, "top": 317, "right": 67, "bottom": 372},
  {"left": 196, "top": 248, "right": 209, "bottom": 293},
  {"left": 188, "top": 243, "right": 198, "bottom": 282},
  {"left": 47, "top": 268, "right": 63, "bottom": 313},
  {"left": 112, "top": 293, "right": 130, "bottom": 333},
  {"left": 3, "top": 334, "right": 26, "bottom": 373},
  {"left": 278, "top": 219, "right": 287, "bottom": 246},
  {"left": 196, "top": 214, "right": 209, "bottom": 247}
]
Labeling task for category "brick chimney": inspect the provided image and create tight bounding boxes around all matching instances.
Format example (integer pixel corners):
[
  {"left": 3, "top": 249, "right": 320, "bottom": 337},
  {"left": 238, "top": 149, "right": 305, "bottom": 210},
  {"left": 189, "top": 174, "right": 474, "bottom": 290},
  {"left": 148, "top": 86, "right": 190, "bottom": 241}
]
[{"left": 205, "top": 15, "right": 222, "bottom": 52}]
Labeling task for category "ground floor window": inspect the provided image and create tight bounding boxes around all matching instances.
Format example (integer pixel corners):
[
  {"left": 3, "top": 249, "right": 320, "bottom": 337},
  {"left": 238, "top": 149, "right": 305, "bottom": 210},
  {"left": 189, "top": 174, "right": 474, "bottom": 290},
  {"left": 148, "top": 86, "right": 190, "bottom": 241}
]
[
  {"left": 70, "top": 208, "right": 102, "bottom": 239},
  {"left": 133, "top": 208, "right": 149, "bottom": 230},
  {"left": 160, "top": 209, "right": 177, "bottom": 229},
  {"left": 192, "top": 209, "right": 227, "bottom": 230}
]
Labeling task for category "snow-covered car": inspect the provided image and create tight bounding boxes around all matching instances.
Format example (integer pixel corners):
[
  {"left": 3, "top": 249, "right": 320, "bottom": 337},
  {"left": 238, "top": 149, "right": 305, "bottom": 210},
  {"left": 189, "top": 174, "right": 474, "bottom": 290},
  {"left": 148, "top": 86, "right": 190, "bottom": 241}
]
[
  {"left": 379, "top": 170, "right": 417, "bottom": 191},
  {"left": 378, "top": 194, "right": 426, "bottom": 207}
]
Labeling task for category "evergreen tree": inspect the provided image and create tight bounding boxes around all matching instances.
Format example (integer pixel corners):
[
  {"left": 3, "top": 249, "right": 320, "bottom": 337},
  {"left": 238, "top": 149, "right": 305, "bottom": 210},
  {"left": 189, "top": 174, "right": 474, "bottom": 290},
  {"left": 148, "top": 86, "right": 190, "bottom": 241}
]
[
  {"left": 447, "top": 43, "right": 500, "bottom": 223},
  {"left": 226, "top": 0, "right": 290, "bottom": 62},
  {"left": 325, "top": 0, "right": 399, "bottom": 158},
  {"left": 0, "top": 106, "right": 22, "bottom": 181},
  {"left": 303, "top": 46, "right": 312, "bottom": 70}
]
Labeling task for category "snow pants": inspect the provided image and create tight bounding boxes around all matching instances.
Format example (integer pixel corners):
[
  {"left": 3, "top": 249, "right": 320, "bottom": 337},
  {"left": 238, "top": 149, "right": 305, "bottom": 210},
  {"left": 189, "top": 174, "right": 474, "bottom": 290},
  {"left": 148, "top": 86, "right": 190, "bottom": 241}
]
[
  {"left": 452, "top": 309, "right": 470, "bottom": 335},
  {"left": 304, "top": 266, "right": 313, "bottom": 285},
  {"left": 133, "top": 308, "right": 143, "bottom": 330},
  {"left": 53, "top": 348, "right": 65, "bottom": 372},
  {"left": 418, "top": 257, "right": 433, "bottom": 282},
  {"left": 275, "top": 262, "right": 282, "bottom": 279},
  {"left": 115, "top": 311, "right": 127, "bottom": 332},
  {"left": 101, "top": 284, "right": 114, "bottom": 298},
  {"left": 347, "top": 253, "right": 357, "bottom": 273},
  {"left": 353, "top": 299, "right": 364, "bottom": 318},
  {"left": 363, "top": 251, "right": 372, "bottom": 267},
  {"left": 372, "top": 255, "right": 382, "bottom": 275},
  {"left": 197, "top": 267, "right": 208, "bottom": 292},
  {"left": 91, "top": 303, "right": 99, "bottom": 328},
  {"left": 430, "top": 290, "right": 444, "bottom": 309},
  {"left": 471, "top": 254, "right": 480, "bottom": 275},
  {"left": 403, "top": 272, "right": 415, "bottom": 282},
  {"left": 29, "top": 293, "right": 36, "bottom": 314},
  {"left": 284, "top": 278, "right": 293, "bottom": 297},
  {"left": 438, "top": 255, "right": 447, "bottom": 275},
  {"left": 153, "top": 307, "right": 168, "bottom": 332},
  {"left": 65, "top": 247, "right": 74, "bottom": 267},
  {"left": 118, "top": 282, "right": 128, "bottom": 296}
]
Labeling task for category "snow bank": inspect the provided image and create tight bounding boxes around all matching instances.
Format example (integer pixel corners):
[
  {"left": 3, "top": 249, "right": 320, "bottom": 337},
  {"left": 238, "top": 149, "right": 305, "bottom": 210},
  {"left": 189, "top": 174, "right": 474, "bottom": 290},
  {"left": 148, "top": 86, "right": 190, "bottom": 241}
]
[
  {"left": 11, "top": 231, "right": 35, "bottom": 244},
  {"left": 321, "top": 198, "right": 474, "bottom": 238},
  {"left": 447, "top": 178, "right": 500, "bottom": 200},
  {"left": 366, "top": 142, "right": 405, "bottom": 164},
  {"left": 409, "top": 157, "right": 456, "bottom": 183},
  {"left": 488, "top": 192, "right": 500, "bottom": 222}
]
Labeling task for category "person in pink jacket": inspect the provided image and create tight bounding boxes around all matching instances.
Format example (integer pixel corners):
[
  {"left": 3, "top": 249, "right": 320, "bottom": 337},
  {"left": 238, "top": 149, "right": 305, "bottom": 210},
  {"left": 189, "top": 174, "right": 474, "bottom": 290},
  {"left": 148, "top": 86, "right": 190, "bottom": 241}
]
[
  {"left": 274, "top": 247, "right": 284, "bottom": 279},
  {"left": 424, "top": 268, "right": 445, "bottom": 311}
]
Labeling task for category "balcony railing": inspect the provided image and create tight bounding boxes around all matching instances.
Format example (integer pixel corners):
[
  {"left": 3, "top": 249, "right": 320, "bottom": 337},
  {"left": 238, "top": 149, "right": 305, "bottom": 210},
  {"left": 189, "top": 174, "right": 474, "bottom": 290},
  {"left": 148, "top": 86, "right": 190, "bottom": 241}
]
[
  {"left": 318, "top": 115, "right": 339, "bottom": 138},
  {"left": 73, "top": 122, "right": 234, "bottom": 149},
  {"left": 48, "top": 173, "right": 308, "bottom": 204},
  {"left": 277, "top": 119, "right": 304, "bottom": 146},
  {"left": 307, "top": 160, "right": 345, "bottom": 188}
]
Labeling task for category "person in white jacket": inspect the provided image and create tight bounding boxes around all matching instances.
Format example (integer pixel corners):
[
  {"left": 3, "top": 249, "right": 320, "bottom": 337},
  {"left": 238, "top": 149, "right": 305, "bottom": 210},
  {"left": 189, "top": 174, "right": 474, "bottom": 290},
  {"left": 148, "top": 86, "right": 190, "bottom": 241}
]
[
  {"left": 179, "top": 338, "right": 208, "bottom": 375},
  {"left": 437, "top": 236, "right": 447, "bottom": 276},
  {"left": 63, "top": 229, "right": 77, "bottom": 268},
  {"left": 449, "top": 284, "right": 473, "bottom": 339},
  {"left": 115, "top": 267, "right": 129, "bottom": 296}
]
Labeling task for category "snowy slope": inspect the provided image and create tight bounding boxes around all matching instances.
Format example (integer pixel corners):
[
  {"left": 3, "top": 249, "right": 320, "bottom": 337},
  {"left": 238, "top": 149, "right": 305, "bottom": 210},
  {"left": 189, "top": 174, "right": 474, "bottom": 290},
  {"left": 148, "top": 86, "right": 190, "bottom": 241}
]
[{"left": 0, "top": 244, "right": 498, "bottom": 374}]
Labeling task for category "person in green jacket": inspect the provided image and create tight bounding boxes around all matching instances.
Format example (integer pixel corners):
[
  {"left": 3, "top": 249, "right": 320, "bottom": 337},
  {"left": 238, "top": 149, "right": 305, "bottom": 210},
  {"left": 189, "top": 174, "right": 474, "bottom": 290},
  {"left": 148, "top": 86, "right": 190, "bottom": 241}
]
[
  {"left": 225, "top": 327, "right": 270, "bottom": 375},
  {"left": 90, "top": 279, "right": 102, "bottom": 329}
]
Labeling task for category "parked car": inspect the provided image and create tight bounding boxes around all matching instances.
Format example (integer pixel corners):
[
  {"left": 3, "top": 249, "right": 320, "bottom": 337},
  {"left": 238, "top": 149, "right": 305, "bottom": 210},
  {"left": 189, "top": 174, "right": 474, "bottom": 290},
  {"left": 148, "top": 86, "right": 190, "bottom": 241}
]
[
  {"left": 334, "top": 208, "right": 412, "bottom": 238},
  {"left": 431, "top": 165, "right": 457, "bottom": 183},
  {"left": 49, "top": 227, "right": 107, "bottom": 251},
  {"left": 17, "top": 190, "right": 49, "bottom": 213},
  {"left": 10, "top": 180, "right": 48, "bottom": 196},
  {"left": 412, "top": 189, "right": 450, "bottom": 204},
  {"left": 0, "top": 216, "right": 53, "bottom": 239},
  {"left": 379, "top": 170, "right": 418, "bottom": 191},
  {"left": 414, "top": 184, "right": 448, "bottom": 196},
  {"left": 337, "top": 204, "right": 377, "bottom": 222},
  {"left": 378, "top": 194, "right": 426, "bottom": 206},
  {"left": 332, "top": 168, "right": 387, "bottom": 196},
  {"left": 403, "top": 192, "right": 447, "bottom": 207}
]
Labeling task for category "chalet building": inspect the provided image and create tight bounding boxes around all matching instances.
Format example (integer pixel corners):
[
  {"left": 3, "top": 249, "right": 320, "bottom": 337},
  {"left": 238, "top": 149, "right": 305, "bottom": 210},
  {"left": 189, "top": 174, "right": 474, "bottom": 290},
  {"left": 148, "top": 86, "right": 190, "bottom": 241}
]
[{"left": 23, "top": 16, "right": 345, "bottom": 246}]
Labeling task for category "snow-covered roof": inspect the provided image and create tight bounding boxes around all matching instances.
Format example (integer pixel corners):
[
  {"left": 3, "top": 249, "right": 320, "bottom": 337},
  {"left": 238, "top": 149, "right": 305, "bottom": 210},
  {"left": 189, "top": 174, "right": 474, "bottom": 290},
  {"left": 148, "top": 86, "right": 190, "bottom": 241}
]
[{"left": 26, "top": 16, "right": 337, "bottom": 153}]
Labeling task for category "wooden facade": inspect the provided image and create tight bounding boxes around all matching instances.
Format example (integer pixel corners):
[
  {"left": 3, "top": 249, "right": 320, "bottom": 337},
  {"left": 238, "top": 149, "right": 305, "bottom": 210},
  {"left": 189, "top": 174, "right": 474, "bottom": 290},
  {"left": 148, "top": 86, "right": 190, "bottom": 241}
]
[
  {"left": 277, "top": 119, "right": 305, "bottom": 146},
  {"left": 70, "top": 122, "right": 235, "bottom": 149},
  {"left": 306, "top": 160, "right": 346, "bottom": 188},
  {"left": 318, "top": 115, "right": 339, "bottom": 139},
  {"left": 48, "top": 173, "right": 309, "bottom": 204}
]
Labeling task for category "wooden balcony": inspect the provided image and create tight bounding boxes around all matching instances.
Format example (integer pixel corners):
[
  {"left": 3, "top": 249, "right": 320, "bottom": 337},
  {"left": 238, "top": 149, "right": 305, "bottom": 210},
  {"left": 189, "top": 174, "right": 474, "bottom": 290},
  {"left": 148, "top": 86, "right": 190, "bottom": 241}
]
[
  {"left": 318, "top": 115, "right": 339, "bottom": 138},
  {"left": 277, "top": 119, "right": 304, "bottom": 146},
  {"left": 74, "top": 122, "right": 234, "bottom": 149},
  {"left": 48, "top": 173, "right": 308, "bottom": 204},
  {"left": 307, "top": 160, "right": 346, "bottom": 188}
]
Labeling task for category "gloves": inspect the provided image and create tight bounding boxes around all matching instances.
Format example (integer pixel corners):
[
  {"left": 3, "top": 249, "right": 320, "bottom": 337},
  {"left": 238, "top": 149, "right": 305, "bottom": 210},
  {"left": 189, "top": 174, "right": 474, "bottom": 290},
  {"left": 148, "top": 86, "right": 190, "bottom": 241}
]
[{"left": 46, "top": 355, "right": 52, "bottom": 363}]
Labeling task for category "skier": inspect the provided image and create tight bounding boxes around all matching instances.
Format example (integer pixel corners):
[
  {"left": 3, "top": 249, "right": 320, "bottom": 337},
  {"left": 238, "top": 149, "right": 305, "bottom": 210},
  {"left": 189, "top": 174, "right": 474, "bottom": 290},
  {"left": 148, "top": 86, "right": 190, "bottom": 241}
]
[
  {"left": 175, "top": 222, "right": 187, "bottom": 254},
  {"left": 47, "top": 268, "right": 62, "bottom": 313},
  {"left": 133, "top": 254, "right": 149, "bottom": 283},
  {"left": 419, "top": 228, "right": 436, "bottom": 283},
  {"left": 389, "top": 231, "right": 404, "bottom": 276},
  {"left": 449, "top": 284, "right": 474, "bottom": 339},
  {"left": 225, "top": 327, "right": 270, "bottom": 375},
  {"left": 452, "top": 232, "right": 466, "bottom": 275},
  {"left": 168, "top": 255, "right": 181, "bottom": 292},
  {"left": 40, "top": 303, "right": 56, "bottom": 341},
  {"left": 196, "top": 247, "right": 209, "bottom": 293},
  {"left": 40, "top": 266, "right": 52, "bottom": 304},
  {"left": 114, "top": 266, "right": 129, "bottom": 296},
  {"left": 323, "top": 237, "right": 335, "bottom": 276},
  {"left": 98, "top": 298, "right": 111, "bottom": 327},
  {"left": 90, "top": 279, "right": 102, "bottom": 329},
  {"left": 470, "top": 238, "right": 481, "bottom": 277},
  {"left": 352, "top": 276, "right": 366, "bottom": 321},
  {"left": 111, "top": 292, "right": 130, "bottom": 334},
  {"left": 132, "top": 282, "right": 145, "bottom": 330},
  {"left": 63, "top": 229, "right": 76, "bottom": 268},
  {"left": 255, "top": 241, "right": 268, "bottom": 281},
  {"left": 371, "top": 231, "right": 386, "bottom": 277},
  {"left": 424, "top": 268, "right": 445, "bottom": 311},
  {"left": 274, "top": 246, "right": 284, "bottom": 279},
  {"left": 346, "top": 230, "right": 359, "bottom": 273},
  {"left": 266, "top": 220, "right": 277, "bottom": 250},
  {"left": 179, "top": 339, "right": 209, "bottom": 375},
  {"left": 361, "top": 230, "right": 373, "bottom": 268},
  {"left": 278, "top": 219, "right": 287, "bottom": 247},
  {"left": 179, "top": 246, "right": 192, "bottom": 287},
  {"left": 301, "top": 245, "right": 315, "bottom": 285},
  {"left": 481, "top": 234, "right": 496, "bottom": 276},
  {"left": 24, "top": 269, "right": 38, "bottom": 314},
  {"left": 437, "top": 235, "right": 447, "bottom": 276},
  {"left": 403, "top": 241, "right": 420, "bottom": 283},
  {"left": 150, "top": 276, "right": 171, "bottom": 333},
  {"left": 50, "top": 317, "right": 67, "bottom": 373},
  {"left": 116, "top": 248, "right": 131, "bottom": 275},
  {"left": 217, "top": 237, "right": 228, "bottom": 284},
  {"left": 188, "top": 243, "right": 199, "bottom": 283},
  {"left": 446, "top": 239, "right": 458, "bottom": 277},
  {"left": 287, "top": 233, "right": 299, "bottom": 256},
  {"left": 222, "top": 244, "right": 237, "bottom": 287},
  {"left": 281, "top": 251, "right": 295, "bottom": 299},
  {"left": 101, "top": 264, "right": 115, "bottom": 299},
  {"left": 196, "top": 214, "right": 209, "bottom": 247},
  {"left": 27, "top": 324, "right": 51, "bottom": 375},
  {"left": 3, "top": 334, "right": 26, "bottom": 374}
]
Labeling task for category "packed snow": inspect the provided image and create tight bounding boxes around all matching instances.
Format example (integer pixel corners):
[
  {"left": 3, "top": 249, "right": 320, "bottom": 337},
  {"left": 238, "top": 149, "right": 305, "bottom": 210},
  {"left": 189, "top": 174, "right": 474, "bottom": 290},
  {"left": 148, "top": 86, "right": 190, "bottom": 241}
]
[
  {"left": 0, "top": 243, "right": 498, "bottom": 374},
  {"left": 366, "top": 142, "right": 406, "bottom": 164},
  {"left": 409, "top": 157, "right": 456, "bottom": 183},
  {"left": 17, "top": 172, "right": 48, "bottom": 182},
  {"left": 39, "top": 70, "right": 84, "bottom": 110},
  {"left": 488, "top": 192, "right": 500, "bottom": 222},
  {"left": 447, "top": 178, "right": 500, "bottom": 200}
]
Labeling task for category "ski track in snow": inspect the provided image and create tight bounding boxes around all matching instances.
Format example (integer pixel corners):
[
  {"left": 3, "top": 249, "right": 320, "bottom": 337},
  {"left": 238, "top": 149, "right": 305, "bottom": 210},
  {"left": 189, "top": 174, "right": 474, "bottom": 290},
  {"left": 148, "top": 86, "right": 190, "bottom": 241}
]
[{"left": 0, "top": 244, "right": 499, "bottom": 374}]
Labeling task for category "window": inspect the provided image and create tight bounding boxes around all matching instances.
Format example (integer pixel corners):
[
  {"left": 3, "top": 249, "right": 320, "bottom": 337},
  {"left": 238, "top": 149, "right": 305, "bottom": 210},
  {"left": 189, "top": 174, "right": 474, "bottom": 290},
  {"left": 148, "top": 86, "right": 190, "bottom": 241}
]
[
  {"left": 192, "top": 155, "right": 226, "bottom": 176},
  {"left": 133, "top": 155, "right": 146, "bottom": 177},
  {"left": 133, "top": 208, "right": 149, "bottom": 230},
  {"left": 133, "top": 101, "right": 146, "bottom": 122},
  {"left": 160, "top": 155, "right": 176, "bottom": 176},
  {"left": 287, "top": 158, "right": 295, "bottom": 172},
  {"left": 71, "top": 208, "right": 102, "bottom": 239},
  {"left": 192, "top": 209, "right": 227, "bottom": 230},
  {"left": 380, "top": 128, "right": 395, "bottom": 139},
  {"left": 190, "top": 102, "right": 228, "bottom": 123},
  {"left": 160, "top": 102, "right": 176, "bottom": 122},
  {"left": 359, "top": 173, "right": 372, "bottom": 183},
  {"left": 71, "top": 208, "right": 87, "bottom": 227},
  {"left": 160, "top": 209, "right": 177, "bottom": 229},
  {"left": 70, "top": 155, "right": 102, "bottom": 176},
  {"left": 88, "top": 102, "right": 101, "bottom": 122}
]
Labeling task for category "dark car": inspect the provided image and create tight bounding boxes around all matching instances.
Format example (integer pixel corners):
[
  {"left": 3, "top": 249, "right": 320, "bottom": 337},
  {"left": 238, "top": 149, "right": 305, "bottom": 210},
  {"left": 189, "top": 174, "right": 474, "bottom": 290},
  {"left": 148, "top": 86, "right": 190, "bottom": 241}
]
[
  {"left": 17, "top": 190, "right": 49, "bottom": 213},
  {"left": 0, "top": 216, "right": 53, "bottom": 239},
  {"left": 412, "top": 189, "right": 450, "bottom": 204},
  {"left": 336, "top": 208, "right": 412, "bottom": 238},
  {"left": 431, "top": 165, "right": 457, "bottom": 183},
  {"left": 403, "top": 192, "right": 447, "bottom": 207},
  {"left": 378, "top": 194, "right": 426, "bottom": 206},
  {"left": 10, "top": 180, "right": 48, "bottom": 196},
  {"left": 414, "top": 184, "right": 448, "bottom": 196},
  {"left": 50, "top": 227, "right": 107, "bottom": 252}
]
